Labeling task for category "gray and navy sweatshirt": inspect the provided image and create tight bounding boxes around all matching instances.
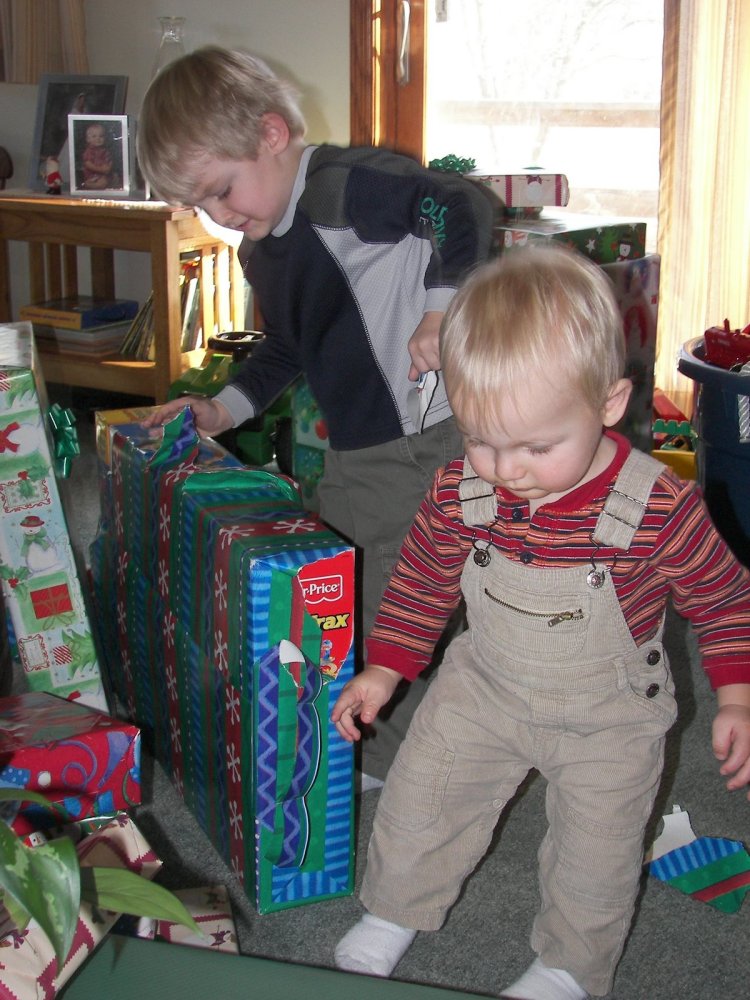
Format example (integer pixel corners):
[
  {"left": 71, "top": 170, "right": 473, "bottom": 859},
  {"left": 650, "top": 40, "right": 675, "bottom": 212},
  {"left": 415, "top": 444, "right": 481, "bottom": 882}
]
[{"left": 215, "top": 144, "right": 493, "bottom": 451}]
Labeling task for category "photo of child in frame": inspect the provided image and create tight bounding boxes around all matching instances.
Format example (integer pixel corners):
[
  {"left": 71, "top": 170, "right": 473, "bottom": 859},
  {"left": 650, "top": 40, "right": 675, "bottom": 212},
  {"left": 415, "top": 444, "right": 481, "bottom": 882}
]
[{"left": 68, "top": 114, "right": 130, "bottom": 196}]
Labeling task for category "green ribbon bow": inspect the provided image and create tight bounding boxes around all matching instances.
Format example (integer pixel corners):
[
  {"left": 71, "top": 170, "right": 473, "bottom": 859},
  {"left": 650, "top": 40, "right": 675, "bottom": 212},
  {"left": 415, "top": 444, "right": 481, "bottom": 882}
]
[{"left": 48, "top": 403, "right": 80, "bottom": 478}]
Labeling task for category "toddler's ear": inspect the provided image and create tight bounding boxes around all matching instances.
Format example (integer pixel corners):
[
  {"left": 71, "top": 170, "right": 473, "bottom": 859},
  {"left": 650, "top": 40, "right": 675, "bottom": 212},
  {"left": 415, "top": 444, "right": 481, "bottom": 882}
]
[{"left": 602, "top": 377, "right": 632, "bottom": 427}]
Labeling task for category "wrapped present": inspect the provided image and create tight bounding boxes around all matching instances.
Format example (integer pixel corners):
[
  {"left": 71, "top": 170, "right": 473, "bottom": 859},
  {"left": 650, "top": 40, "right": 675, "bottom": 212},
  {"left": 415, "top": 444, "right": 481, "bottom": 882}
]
[
  {"left": 470, "top": 169, "right": 570, "bottom": 211},
  {"left": 114, "top": 885, "right": 238, "bottom": 954},
  {"left": 601, "top": 254, "right": 660, "bottom": 454},
  {"left": 0, "top": 691, "right": 140, "bottom": 835},
  {"left": 0, "top": 813, "right": 161, "bottom": 999},
  {"left": 0, "top": 323, "right": 107, "bottom": 710},
  {"left": 291, "top": 380, "right": 328, "bottom": 509},
  {"left": 496, "top": 212, "right": 646, "bottom": 265},
  {"left": 90, "top": 408, "right": 356, "bottom": 913}
]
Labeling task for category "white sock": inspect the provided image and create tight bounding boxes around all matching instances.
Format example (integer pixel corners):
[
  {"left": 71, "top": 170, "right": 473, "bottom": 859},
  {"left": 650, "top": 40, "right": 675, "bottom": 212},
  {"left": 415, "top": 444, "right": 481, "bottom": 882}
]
[
  {"left": 500, "top": 958, "right": 589, "bottom": 1000},
  {"left": 334, "top": 913, "right": 417, "bottom": 977}
]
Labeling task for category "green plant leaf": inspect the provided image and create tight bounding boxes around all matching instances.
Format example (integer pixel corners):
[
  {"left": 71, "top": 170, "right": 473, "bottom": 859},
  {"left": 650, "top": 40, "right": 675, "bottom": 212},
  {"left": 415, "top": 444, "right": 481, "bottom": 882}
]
[
  {"left": 0, "top": 786, "right": 73, "bottom": 823},
  {"left": 0, "top": 822, "right": 80, "bottom": 966},
  {"left": 81, "top": 868, "right": 202, "bottom": 935}
]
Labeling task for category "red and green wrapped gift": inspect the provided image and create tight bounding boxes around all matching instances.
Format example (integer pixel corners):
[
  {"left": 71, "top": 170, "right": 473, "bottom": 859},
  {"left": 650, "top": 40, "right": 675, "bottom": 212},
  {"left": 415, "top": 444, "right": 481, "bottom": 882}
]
[{"left": 0, "top": 691, "right": 140, "bottom": 835}]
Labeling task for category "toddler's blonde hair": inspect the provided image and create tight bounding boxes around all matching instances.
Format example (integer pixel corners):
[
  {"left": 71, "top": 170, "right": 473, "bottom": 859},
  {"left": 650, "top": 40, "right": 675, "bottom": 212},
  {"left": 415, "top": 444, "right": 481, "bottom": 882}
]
[
  {"left": 137, "top": 46, "right": 306, "bottom": 204},
  {"left": 440, "top": 245, "right": 626, "bottom": 430}
]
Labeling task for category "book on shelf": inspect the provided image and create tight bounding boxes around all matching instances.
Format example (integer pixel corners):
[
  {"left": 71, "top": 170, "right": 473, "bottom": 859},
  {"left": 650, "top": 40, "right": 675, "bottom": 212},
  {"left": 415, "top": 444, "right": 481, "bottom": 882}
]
[
  {"left": 20, "top": 296, "right": 140, "bottom": 330},
  {"left": 120, "top": 293, "right": 154, "bottom": 360},
  {"left": 32, "top": 320, "right": 132, "bottom": 358}
]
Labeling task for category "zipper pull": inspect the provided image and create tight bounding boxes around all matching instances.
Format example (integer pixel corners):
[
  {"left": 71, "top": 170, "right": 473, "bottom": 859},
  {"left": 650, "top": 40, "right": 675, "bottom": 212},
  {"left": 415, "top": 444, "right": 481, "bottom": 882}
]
[{"left": 548, "top": 609, "right": 584, "bottom": 627}]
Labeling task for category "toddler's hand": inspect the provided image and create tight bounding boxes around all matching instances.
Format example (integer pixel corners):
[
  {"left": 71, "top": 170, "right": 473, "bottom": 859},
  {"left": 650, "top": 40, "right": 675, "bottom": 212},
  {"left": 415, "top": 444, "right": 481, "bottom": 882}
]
[
  {"left": 141, "top": 395, "right": 233, "bottom": 438},
  {"left": 331, "top": 665, "right": 402, "bottom": 743},
  {"left": 712, "top": 700, "right": 750, "bottom": 800}
]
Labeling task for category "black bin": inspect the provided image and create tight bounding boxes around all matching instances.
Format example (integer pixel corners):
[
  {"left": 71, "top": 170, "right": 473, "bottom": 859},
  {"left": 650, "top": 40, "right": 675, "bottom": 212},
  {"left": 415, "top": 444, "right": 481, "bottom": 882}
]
[{"left": 678, "top": 337, "right": 750, "bottom": 566}]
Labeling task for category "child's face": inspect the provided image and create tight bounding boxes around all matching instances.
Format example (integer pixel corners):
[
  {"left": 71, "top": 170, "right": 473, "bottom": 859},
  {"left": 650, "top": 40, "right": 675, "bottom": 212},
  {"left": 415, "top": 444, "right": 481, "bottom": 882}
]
[
  {"left": 458, "top": 369, "right": 620, "bottom": 510},
  {"left": 193, "top": 146, "right": 293, "bottom": 241},
  {"left": 86, "top": 126, "right": 105, "bottom": 146}
]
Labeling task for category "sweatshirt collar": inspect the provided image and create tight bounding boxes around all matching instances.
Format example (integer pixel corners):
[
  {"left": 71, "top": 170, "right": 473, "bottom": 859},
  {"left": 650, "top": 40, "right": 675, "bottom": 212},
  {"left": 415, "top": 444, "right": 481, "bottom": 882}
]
[{"left": 272, "top": 144, "right": 318, "bottom": 237}]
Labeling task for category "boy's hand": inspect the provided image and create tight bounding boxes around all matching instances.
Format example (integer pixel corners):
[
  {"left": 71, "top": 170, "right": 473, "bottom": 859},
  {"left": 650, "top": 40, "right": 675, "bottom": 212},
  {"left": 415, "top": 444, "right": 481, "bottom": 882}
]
[
  {"left": 713, "top": 684, "right": 750, "bottom": 800},
  {"left": 407, "top": 311, "right": 443, "bottom": 381},
  {"left": 141, "top": 395, "right": 234, "bottom": 437},
  {"left": 331, "top": 665, "right": 403, "bottom": 743}
]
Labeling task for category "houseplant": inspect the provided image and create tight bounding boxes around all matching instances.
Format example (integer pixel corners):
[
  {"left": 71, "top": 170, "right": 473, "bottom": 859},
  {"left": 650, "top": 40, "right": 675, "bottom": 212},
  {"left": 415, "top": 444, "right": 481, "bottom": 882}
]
[{"left": 0, "top": 787, "right": 199, "bottom": 968}]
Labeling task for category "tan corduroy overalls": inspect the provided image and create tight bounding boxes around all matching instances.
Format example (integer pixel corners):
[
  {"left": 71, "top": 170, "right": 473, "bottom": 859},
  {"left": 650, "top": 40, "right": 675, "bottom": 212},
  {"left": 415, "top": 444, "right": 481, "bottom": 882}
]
[{"left": 360, "top": 450, "right": 678, "bottom": 997}]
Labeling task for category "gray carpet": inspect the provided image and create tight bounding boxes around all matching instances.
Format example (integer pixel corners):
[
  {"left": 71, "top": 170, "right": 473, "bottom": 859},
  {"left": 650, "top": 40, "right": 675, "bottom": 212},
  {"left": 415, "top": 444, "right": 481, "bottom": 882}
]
[{"left": 46, "top": 397, "right": 750, "bottom": 998}]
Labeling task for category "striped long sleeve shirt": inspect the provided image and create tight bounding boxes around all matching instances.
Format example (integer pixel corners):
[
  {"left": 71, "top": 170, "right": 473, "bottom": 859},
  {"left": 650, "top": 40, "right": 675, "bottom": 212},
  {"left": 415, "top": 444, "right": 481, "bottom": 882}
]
[{"left": 367, "top": 432, "right": 750, "bottom": 690}]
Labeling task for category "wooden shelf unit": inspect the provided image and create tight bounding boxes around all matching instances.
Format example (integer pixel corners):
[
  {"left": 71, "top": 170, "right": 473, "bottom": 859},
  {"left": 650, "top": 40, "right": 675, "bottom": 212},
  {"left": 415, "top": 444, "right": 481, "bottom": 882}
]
[{"left": 0, "top": 193, "right": 245, "bottom": 401}]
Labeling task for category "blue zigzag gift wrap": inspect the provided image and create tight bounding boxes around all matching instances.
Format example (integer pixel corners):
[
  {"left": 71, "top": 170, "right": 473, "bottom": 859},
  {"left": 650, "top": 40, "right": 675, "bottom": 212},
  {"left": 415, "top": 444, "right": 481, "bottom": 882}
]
[{"left": 90, "top": 408, "right": 356, "bottom": 913}]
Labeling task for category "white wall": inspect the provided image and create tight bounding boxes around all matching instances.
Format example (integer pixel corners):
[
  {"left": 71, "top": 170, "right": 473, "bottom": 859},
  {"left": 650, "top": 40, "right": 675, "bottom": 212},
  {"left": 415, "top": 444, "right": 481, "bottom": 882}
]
[{"left": 1, "top": 0, "right": 350, "bottom": 309}]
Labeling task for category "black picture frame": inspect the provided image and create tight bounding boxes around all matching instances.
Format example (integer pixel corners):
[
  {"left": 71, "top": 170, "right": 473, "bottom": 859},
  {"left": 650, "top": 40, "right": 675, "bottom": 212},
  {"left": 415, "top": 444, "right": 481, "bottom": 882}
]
[{"left": 28, "top": 74, "right": 128, "bottom": 193}]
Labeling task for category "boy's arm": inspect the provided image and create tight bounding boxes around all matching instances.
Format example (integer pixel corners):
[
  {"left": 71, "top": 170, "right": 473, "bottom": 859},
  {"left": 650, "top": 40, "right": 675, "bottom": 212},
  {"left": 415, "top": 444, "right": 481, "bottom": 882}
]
[
  {"left": 407, "top": 310, "right": 442, "bottom": 380},
  {"left": 713, "top": 683, "right": 750, "bottom": 800}
]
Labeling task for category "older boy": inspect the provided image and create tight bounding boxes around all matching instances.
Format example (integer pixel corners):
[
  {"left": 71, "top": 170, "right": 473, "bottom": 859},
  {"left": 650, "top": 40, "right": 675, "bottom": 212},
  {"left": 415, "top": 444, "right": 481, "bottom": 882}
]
[{"left": 137, "top": 46, "right": 493, "bottom": 781}]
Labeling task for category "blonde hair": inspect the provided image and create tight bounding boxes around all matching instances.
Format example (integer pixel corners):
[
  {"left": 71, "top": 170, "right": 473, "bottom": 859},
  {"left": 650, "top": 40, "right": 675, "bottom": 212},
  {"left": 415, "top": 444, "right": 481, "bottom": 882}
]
[
  {"left": 137, "top": 46, "right": 306, "bottom": 204},
  {"left": 440, "top": 245, "right": 625, "bottom": 429}
]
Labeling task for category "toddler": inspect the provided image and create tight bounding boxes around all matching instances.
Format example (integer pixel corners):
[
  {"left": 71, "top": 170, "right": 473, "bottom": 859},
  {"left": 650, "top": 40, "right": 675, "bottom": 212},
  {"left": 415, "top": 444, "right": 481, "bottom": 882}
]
[{"left": 332, "top": 246, "right": 750, "bottom": 998}]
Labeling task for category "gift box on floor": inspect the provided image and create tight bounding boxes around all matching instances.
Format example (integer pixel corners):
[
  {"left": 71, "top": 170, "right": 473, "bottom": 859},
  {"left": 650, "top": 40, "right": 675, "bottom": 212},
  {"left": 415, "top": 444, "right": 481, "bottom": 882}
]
[
  {"left": 90, "top": 409, "right": 355, "bottom": 913},
  {"left": 114, "top": 885, "right": 238, "bottom": 954},
  {"left": 496, "top": 212, "right": 647, "bottom": 265},
  {"left": 0, "top": 813, "right": 161, "bottom": 999},
  {"left": 0, "top": 324, "right": 107, "bottom": 710},
  {"left": 601, "top": 254, "right": 660, "bottom": 454},
  {"left": 0, "top": 691, "right": 140, "bottom": 835}
]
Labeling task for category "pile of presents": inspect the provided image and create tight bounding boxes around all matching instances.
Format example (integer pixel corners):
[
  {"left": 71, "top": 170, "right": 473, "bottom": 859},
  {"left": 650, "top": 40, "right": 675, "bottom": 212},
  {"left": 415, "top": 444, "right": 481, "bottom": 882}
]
[{"left": 0, "top": 325, "right": 356, "bottom": 994}]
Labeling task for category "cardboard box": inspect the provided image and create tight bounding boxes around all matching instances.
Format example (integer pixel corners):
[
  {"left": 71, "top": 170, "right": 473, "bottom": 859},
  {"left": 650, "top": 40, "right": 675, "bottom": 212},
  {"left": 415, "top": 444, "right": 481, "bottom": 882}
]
[
  {"left": 0, "top": 691, "right": 140, "bottom": 835},
  {"left": 496, "top": 212, "right": 647, "bottom": 265},
  {"left": 0, "top": 324, "right": 107, "bottom": 710},
  {"left": 90, "top": 409, "right": 356, "bottom": 913}
]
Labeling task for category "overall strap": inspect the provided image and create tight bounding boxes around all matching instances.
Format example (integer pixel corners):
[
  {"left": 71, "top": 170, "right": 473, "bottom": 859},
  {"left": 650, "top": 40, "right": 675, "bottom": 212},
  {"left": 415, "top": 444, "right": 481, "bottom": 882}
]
[
  {"left": 592, "top": 448, "right": 664, "bottom": 551},
  {"left": 458, "top": 456, "right": 497, "bottom": 527}
]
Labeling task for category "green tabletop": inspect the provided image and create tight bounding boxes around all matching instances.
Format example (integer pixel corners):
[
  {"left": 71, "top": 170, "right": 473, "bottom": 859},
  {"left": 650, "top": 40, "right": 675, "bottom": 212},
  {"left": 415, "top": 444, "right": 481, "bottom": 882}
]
[{"left": 61, "top": 937, "right": 482, "bottom": 1000}]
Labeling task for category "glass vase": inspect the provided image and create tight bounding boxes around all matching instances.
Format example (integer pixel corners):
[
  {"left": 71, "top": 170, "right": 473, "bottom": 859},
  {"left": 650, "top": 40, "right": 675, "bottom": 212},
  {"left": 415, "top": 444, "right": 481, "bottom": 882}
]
[{"left": 152, "top": 16, "right": 186, "bottom": 78}]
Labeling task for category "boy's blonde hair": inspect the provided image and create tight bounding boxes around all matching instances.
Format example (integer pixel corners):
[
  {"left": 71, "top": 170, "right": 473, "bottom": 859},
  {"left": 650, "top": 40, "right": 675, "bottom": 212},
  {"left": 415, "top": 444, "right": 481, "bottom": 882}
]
[
  {"left": 137, "top": 46, "right": 306, "bottom": 204},
  {"left": 440, "top": 245, "right": 626, "bottom": 430}
]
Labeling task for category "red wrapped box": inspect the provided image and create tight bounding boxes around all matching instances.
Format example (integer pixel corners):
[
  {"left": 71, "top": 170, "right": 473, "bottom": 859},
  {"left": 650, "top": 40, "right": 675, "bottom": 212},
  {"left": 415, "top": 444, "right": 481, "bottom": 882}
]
[{"left": 0, "top": 692, "right": 140, "bottom": 835}]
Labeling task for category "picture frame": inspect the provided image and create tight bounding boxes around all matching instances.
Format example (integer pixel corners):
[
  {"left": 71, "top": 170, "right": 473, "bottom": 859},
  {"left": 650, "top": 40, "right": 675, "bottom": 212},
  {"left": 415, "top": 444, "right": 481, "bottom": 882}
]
[
  {"left": 28, "top": 74, "right": 128, "bottom": 193},
  {"left": 68, "top": 115, "right": 131, "bottom": 197}
]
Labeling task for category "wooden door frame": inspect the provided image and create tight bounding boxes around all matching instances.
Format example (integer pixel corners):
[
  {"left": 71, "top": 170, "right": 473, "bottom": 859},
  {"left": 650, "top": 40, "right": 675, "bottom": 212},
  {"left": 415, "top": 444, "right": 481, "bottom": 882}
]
[{"left": 350, "top": 0, "right": 427, "bottom": 162}]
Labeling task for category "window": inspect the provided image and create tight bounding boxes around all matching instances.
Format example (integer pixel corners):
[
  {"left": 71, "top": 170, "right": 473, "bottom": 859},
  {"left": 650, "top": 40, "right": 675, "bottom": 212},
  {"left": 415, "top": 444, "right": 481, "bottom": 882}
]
[{"left": 425, "top": 1, "right": 663, "bottom": 230}]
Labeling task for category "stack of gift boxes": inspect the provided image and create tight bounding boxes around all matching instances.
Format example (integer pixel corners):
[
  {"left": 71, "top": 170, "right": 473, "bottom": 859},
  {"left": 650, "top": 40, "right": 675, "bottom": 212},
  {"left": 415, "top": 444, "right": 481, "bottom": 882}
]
[
  {"left": 90, "top": 407, "right": 356, "bottom": 914},
  {"left": 470, "top": 169, "right": 658, "bottom": 454}
]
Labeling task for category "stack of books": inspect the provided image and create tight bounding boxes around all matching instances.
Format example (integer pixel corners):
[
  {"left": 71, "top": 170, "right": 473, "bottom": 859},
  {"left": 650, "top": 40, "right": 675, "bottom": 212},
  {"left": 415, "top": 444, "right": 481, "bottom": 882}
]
[
  {"left": 120, "top": 253, "right": 204, "bottom": 361},
  {"left": 20, "top": 296, "right": 140, "bottom": 359}
]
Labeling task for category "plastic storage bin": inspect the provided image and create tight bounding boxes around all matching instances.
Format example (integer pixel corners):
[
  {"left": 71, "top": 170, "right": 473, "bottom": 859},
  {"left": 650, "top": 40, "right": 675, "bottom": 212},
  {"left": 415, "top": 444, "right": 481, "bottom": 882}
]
[{"left": 678, "top": 337, "right": 750, "bottom": 566}]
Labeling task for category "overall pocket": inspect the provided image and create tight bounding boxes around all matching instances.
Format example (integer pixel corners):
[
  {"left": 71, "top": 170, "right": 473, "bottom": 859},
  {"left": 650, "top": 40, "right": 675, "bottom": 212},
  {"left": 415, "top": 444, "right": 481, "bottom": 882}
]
[{"left": 378, "top": 733, "right": 453, "bottom": 833}]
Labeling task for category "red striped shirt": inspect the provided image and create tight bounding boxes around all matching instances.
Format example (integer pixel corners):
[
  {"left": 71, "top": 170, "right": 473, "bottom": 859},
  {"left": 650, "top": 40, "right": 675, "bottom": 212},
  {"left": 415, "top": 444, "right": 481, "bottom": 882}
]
[{"left": 367, "top": 433, "right": 750, "bottom": 687}]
